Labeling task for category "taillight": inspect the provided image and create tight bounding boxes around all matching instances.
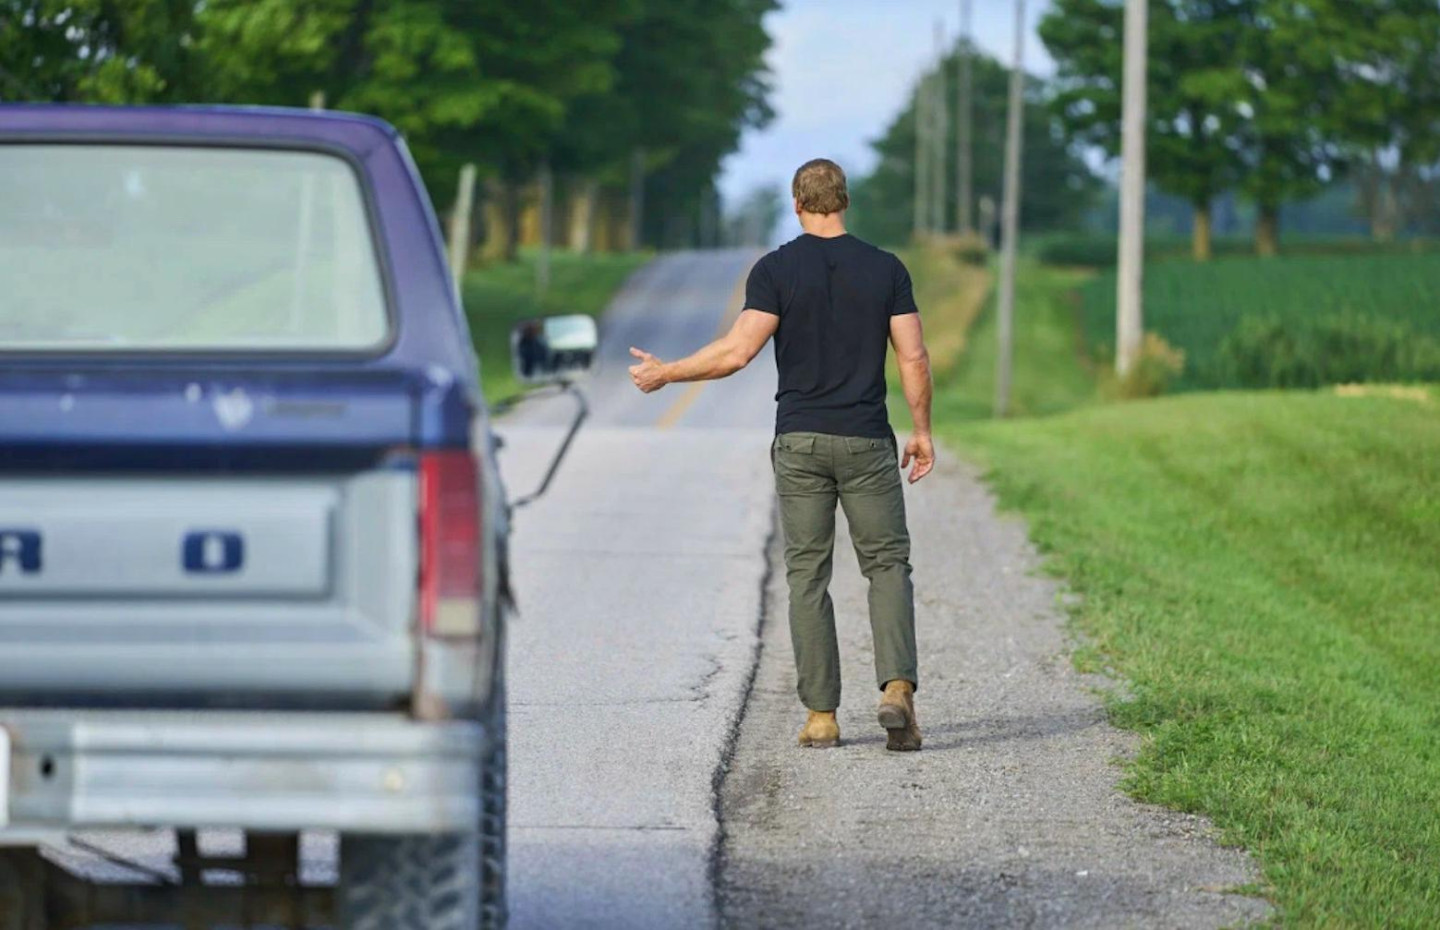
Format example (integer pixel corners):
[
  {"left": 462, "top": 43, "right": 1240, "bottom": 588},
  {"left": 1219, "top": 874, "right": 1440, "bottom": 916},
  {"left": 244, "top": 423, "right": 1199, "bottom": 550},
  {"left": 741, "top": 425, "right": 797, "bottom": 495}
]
[{"left": 418, "top": 450, "right": 482, "bottom": 638}]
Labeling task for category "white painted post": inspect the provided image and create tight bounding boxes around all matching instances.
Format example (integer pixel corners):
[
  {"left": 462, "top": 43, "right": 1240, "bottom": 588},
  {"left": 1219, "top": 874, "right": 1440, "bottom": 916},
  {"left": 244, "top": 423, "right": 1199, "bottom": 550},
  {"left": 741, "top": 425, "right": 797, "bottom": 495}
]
[{"left": 448, "top": 163, "right": 478, "bottom": 294}]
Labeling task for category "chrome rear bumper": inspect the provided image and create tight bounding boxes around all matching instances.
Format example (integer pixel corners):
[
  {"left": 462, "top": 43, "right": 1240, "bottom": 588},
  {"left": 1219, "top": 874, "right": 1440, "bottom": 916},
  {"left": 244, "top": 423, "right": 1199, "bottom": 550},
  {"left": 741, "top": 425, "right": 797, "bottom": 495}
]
[{"left": 0, "top": 710, "right": 485, "bottom": 837}]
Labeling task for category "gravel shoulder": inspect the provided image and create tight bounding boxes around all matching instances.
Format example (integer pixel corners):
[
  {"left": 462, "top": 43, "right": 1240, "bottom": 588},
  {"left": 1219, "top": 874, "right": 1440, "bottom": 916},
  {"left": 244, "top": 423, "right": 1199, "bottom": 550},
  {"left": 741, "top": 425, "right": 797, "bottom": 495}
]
[{"left": 718, "top": 445, "right": 1271, "bottom": 929}]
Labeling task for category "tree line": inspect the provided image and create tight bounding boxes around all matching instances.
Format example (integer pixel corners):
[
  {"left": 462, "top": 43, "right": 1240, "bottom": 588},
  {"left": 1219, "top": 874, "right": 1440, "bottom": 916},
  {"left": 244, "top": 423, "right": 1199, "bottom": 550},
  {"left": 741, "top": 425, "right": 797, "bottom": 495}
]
[
  {"left": 0, "top": 0, "right": 776, "bottom": 259},
  {"left": 1042, "top": 0, "right": 1440, "bottom": 258},
  {"left": 848, "top": 38, "right": 1100, "bottom": 247},
  {"left": 851, "top": 1, "right": 1439, "bottom": 259}
]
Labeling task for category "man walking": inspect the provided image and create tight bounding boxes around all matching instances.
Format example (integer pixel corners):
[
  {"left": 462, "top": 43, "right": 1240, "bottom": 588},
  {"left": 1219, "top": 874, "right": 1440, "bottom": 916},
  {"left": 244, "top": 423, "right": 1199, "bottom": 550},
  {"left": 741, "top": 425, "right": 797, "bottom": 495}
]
[{"left": 628, "top": 158, "right": 934, "bottom": 751}]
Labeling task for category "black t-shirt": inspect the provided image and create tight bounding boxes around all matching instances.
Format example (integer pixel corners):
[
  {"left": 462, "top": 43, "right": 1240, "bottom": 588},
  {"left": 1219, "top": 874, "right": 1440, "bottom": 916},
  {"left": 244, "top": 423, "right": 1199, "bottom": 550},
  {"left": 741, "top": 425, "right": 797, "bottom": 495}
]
[{"left": 746, "top": 233, "right": 918, "bottom": 439}]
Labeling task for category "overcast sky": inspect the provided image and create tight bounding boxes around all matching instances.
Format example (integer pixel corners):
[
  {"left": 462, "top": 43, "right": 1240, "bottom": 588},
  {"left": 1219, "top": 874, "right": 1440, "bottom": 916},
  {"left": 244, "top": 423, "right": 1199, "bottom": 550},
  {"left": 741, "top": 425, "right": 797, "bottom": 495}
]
[{"left": 718, "top": 0, "right": 1057, "bottom": 210}]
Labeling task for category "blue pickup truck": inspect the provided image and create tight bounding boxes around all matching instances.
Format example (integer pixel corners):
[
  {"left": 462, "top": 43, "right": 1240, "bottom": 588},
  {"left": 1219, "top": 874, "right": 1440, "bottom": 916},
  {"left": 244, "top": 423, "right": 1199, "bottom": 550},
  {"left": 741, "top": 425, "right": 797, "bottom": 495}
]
[{"left": 0, "top": 105, "right": 592, "bottom": 929}]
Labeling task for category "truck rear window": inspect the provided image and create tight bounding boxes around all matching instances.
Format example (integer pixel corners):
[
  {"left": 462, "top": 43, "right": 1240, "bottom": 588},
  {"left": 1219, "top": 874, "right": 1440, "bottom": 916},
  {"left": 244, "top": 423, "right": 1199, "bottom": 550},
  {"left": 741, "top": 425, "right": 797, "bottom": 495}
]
[{"left": 0, "top": 144, "right": 389, "bottom": 352}]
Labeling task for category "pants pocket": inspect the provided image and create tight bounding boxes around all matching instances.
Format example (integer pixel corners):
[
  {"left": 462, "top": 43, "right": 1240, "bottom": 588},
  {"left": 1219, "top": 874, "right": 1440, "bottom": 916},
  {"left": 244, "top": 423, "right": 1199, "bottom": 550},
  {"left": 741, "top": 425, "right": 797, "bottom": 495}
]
[
  {"left": 773, "top": 433, "right": 829, "bottom": 494},
  {"left": 840, "top": 435, "right": 900, "bottom": 492},
  {"left": 777, "top": 433, "right": 818, "bottom": 455},
  {"left": 841, "top": 436, "right": 890, "bottom": 455}
]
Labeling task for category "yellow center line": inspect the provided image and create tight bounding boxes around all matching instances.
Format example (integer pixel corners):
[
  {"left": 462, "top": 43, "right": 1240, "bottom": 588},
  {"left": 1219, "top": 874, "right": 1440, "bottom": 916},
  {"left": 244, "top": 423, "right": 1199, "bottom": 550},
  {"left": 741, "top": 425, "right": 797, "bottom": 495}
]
[{"left": 655, "top": 263, "right": 752, "bottom": 430}]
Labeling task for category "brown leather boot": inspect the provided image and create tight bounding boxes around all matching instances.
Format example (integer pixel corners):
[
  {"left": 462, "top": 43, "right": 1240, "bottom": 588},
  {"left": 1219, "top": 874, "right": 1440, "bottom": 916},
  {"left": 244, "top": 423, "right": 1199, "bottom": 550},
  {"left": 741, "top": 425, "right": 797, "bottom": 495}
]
[
  {"left": 877, "top": 680, "right": 922, "bottom": 751},
  {"left": 797, "top": 710, "right": 840, "bottom": 748}
]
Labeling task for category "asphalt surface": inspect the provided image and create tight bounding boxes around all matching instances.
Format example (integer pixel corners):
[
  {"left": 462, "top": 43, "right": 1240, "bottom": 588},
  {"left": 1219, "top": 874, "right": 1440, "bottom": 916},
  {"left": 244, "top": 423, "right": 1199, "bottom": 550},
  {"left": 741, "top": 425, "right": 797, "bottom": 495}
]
[
  {"left": 498, "top": 247, "right": 1267, "bottom": 929},
  {"left": 496, "top": 249, "right": 776, "bottom": 929}
]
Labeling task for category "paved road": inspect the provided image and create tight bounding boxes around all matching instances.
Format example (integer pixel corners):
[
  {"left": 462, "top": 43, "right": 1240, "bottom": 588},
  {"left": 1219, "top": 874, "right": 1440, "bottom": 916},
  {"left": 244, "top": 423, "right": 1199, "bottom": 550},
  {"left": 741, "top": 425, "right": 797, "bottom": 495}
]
[
  {"left": 502, "top": 248, "right": 773, "bottom": 431},
  {"left": 499, "top": 247, "right": 1268, "bottom": 929},
  {"left": 496, "top": 249, "right": 775, "bottom": 929}
]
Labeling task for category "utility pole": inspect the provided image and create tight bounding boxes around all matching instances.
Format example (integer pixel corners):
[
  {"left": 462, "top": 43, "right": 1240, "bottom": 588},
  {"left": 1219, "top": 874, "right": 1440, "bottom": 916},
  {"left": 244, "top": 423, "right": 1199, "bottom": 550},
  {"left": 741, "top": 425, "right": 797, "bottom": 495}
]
[
  {"left": 1116, "top": 0, "right": 1148, "bottom": 376},
  {"left": 913, "top": 71, "right": 931, "bottom": 241},
  {"left": 698, "top": 187, "right": 713, "bottom": 248},
  {"left": 628, "top": 147, "right": 646, "bottom": 252},
  {"left": 979, "top": 194, "right": 997, "bottom": 248},
  {"left": 994, "top": 0, "right": 1026, "bottom": 418},
  {"left": 537, "top": 159, "right": 554, "bottom": 299},
  {"left": 956, "top": 0, "right": 974, "bottom": 235},
  {"left": 931, "top": 19, "right": 948, "bottom": 235},
  {"left": 570, "top": 177, "right": 597, "bottom": 254}
]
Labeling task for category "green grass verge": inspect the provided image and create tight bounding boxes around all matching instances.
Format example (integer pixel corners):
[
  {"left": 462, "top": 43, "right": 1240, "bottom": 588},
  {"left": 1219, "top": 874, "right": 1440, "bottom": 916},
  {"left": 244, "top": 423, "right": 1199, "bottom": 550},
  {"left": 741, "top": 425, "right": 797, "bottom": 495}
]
[
  {"left": 947, "top": 390, "right": 1440, "bottom": 927},
  {"left": 460, "top": 250, "right": 649, "bottom": 402},
  {"left": 1077, "top": 253, "right": 1440, "bottom": 390},
  {"left": 888, "top": 256, "right": 1097, "bottom": 430},
  {"left": 898, "top": 245, "right": 994, "bottom": 374},
  {"left": 902, "top": 250, "right": 1440, "bottom": 922}
]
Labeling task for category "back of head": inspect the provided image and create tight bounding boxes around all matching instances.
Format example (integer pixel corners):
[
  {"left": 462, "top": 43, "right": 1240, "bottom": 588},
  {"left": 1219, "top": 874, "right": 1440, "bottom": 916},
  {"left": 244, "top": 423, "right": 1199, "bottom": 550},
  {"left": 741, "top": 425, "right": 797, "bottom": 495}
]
[{"left": 791, "top": 158, "right": 849, "bottom": 215}]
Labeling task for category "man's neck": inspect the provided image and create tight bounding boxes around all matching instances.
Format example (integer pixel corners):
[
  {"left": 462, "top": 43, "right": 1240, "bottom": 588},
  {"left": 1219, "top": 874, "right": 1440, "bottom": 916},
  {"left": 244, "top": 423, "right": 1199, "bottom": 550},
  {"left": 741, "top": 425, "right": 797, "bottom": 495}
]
[{"left": 799, "top": 212, "right": 847, "bottom": 238}]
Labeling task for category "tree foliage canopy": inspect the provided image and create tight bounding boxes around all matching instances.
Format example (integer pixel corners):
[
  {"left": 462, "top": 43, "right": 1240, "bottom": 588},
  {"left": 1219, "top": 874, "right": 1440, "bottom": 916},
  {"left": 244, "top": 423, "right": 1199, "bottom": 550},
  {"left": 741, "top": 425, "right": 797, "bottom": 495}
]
[
  {"left": 1042, "top": 0, "right": 1251, "bottom": 212},
  {"left": 0, "top": 0, "right": 201, "bottom": 102},
  {"left": 1039, "top": 0, "right": 1440, "bottom": 252},
  {"left": 0, "top": 0, "right": 775, "bottom": 245},
  {"left": 849, "top": 40, "right": 1100, "bottom": 246}
]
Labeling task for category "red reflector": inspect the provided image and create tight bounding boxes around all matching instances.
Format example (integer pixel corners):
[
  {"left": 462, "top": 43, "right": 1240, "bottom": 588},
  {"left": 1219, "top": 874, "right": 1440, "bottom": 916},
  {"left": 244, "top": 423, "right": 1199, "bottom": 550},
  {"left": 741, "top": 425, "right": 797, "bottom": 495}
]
[{"left": 418, "top": 450, "right": 482, "bottom": 637}]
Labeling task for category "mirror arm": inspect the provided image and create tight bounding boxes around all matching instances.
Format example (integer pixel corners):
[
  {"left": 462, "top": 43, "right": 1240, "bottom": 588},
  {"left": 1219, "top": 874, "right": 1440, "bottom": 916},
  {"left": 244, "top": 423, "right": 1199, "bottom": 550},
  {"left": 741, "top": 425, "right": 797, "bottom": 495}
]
[
  {"left": 490, "top": 383, "right": 565, "bottom": 418},
  {"left": 508, "top": 380, "right": 589, "bottom": 511}
]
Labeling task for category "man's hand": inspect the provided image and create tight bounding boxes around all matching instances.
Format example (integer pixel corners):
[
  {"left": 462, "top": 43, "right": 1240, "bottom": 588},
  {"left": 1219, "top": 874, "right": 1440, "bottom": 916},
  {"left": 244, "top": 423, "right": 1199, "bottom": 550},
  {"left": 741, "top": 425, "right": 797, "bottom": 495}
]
[
  {"left": 629, "top": 347, "right": 669, "bottom": 393},
  {"left": 901, "top": 434, "right": 935, "bottom": 483},
  {"left": 627, "top": 311, "right": 777, "bottom": 393}
]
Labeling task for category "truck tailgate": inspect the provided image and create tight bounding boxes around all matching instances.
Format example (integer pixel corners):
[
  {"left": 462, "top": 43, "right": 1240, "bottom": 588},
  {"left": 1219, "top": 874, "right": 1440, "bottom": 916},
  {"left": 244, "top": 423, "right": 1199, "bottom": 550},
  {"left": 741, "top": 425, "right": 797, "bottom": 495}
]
[
  {"left": 0, "top": 469, "right": 417, "bottom": 705},
  {"left": 0, "top": 481, "right": 333, "bottom": 598}
]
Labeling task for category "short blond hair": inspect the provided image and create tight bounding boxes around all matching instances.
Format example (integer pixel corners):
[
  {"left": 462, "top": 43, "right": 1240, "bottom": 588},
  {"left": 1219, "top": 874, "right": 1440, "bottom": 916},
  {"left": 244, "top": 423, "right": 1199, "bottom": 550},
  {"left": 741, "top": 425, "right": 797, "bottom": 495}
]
[{"left": 792, "top": 158, "right": 849, "bottom": 215}]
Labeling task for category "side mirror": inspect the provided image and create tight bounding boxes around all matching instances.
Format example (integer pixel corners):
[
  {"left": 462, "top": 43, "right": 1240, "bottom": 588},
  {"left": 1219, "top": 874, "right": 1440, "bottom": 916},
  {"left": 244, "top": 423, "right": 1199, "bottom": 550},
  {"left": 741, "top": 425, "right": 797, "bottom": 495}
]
[{"left": 509, "top": 314, "right": 599, "bottom": 386}]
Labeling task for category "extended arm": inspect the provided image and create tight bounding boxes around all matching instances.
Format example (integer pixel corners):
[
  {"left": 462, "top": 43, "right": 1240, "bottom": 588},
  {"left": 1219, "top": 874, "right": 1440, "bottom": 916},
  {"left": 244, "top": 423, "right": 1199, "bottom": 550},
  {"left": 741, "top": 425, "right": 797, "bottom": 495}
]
[
  {"left": 890, "top": 313, "right": 935, "bottom": 483},
  {"left": 629, "top": 309, "right": 778, "bottom": 393}
]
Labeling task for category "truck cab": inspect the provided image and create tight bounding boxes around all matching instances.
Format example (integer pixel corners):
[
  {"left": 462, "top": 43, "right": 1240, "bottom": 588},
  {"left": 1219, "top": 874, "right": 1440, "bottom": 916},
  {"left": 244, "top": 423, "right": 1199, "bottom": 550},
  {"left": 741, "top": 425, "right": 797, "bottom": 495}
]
[{"left": 0, "top": 105, "right": 549, "bottom": 930}]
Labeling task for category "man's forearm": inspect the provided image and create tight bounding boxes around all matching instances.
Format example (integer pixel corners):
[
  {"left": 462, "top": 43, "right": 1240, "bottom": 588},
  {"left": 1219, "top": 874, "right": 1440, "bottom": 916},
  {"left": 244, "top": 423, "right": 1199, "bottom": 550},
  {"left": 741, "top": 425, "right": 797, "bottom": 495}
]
[
  {"left": 661, "top": 337, "right": 747, "bottom": 384},
  {"left": 630, "top": 310, "right": 775, "bottom": 394},
  {"left": 898, "top": 354, "right": 932, "bottom": 436}
]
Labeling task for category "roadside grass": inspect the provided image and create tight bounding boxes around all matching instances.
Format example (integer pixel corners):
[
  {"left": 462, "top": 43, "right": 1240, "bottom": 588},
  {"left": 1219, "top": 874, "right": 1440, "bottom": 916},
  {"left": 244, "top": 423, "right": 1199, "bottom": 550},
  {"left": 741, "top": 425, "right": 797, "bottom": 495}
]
[
  {"left": 461, "top": 249, "right": 649, "bottom": 402},
  {"left": 901, "top": 244, "right": 994, "bottom": 373},
  {"left": 948, "top": 390, "right": 1440, "bottom": 926},
  {"left": 896, "top": 246, "right": 1440, "bottom": 924},
  {"left": 888, "top": 251, "right": 1096, "bottom": 431}
]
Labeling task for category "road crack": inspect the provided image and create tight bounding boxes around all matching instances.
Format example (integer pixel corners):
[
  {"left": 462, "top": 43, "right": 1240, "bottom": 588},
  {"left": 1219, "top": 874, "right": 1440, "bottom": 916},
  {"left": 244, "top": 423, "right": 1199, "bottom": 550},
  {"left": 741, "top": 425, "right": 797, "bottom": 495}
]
[{"left": 704, "top": 501, "right": 778, "bottom": 930}]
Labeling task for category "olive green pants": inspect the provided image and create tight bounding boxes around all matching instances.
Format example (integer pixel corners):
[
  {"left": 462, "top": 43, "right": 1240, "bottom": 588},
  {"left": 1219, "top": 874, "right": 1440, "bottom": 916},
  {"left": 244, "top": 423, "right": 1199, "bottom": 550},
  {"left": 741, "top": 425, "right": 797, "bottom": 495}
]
[{"left": 772, "top": 431, "right": 917, "bottom": 711}]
